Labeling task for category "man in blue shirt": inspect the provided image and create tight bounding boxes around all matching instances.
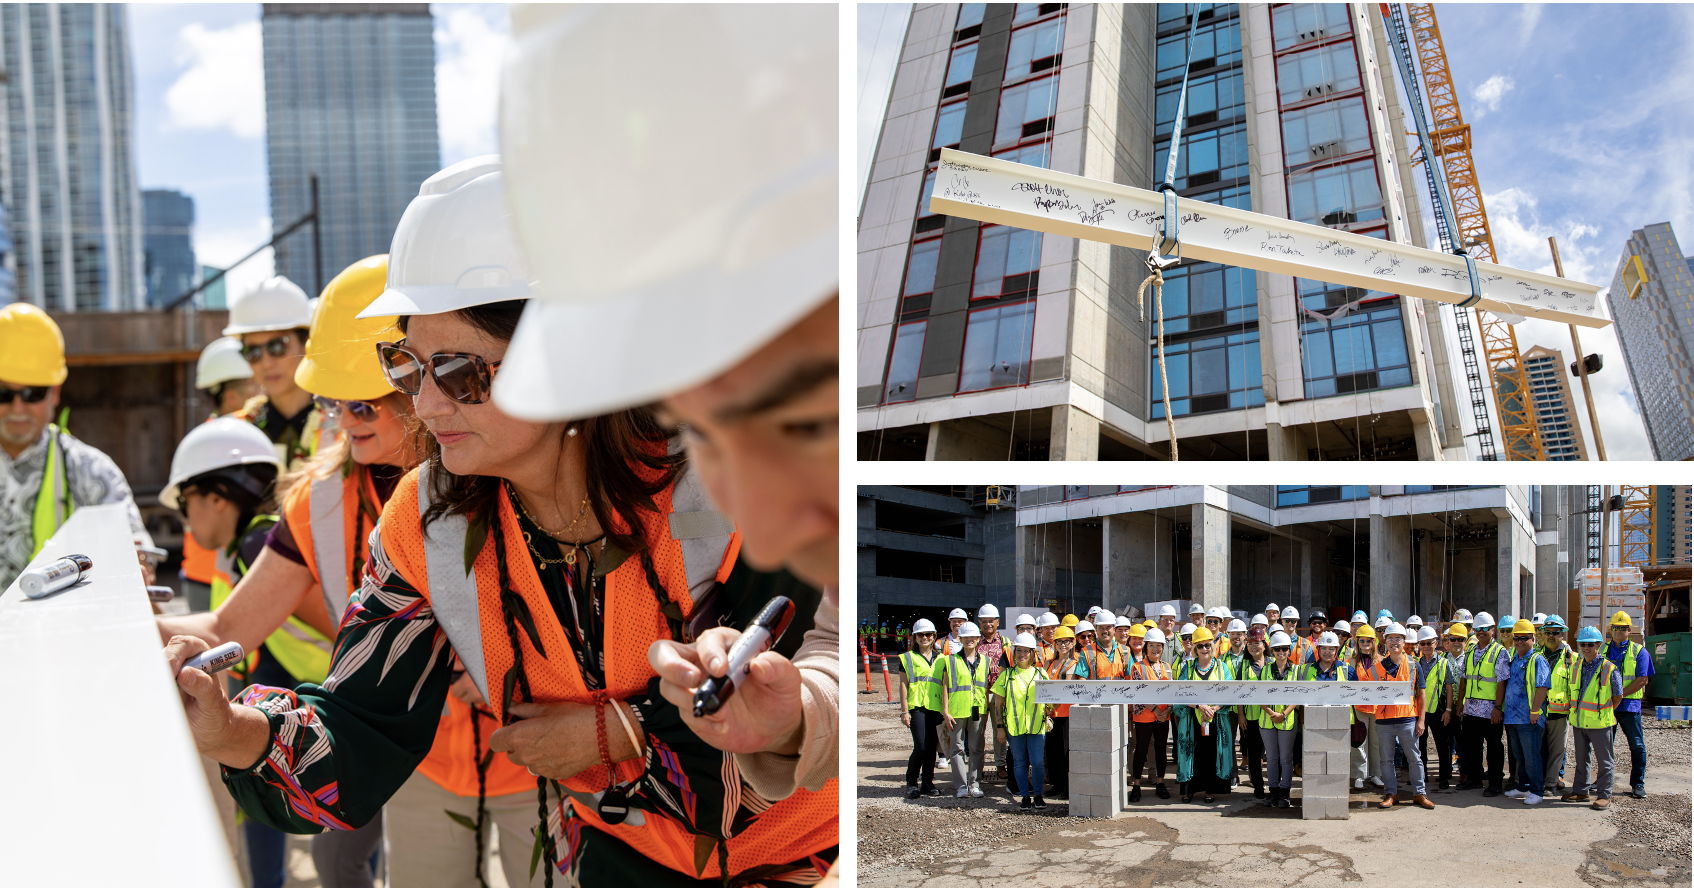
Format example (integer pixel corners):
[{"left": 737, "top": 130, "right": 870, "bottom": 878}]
[
  {"left": 1501, "top": 619, "right": 1551, "bottom": 804},
  {"left": 1605, "top": 612, "right": 1654, "bottom": 798}
]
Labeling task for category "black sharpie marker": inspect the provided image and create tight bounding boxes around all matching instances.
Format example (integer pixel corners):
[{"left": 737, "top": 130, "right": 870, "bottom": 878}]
[{"left": 692, "top": 596, "right": 796, "bottom": 718}]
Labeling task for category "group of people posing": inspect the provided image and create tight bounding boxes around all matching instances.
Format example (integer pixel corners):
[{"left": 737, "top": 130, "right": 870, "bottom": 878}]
[{"left": 893, "top": 601, "right": 1654, "bottom": 813}]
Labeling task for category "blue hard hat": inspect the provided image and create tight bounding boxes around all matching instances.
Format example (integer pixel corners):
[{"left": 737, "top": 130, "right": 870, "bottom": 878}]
[
  {"left": 1576, "top": 626, "right": 1603, "bottom": 644},
  {"left": 1501, "top": 615, "right": 1515, "bottom": 628},
  {"left": 1377, "top": 609, "right": 1392, "bottom": 619},
  {"left": 1352, "top": 611, "right": 1368, "bottom": 623},
  {"left": 1544, "top": 615, "right": 1567, "bottom": 630}
]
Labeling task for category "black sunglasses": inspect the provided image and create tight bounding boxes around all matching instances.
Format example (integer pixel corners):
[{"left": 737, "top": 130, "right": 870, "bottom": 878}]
[
  {"left": 377, "top": 341, "right": 502, "bottom": 405},
  {"left": 0, "top": 385, "right": 49, "bottom": 404},
  {"left": 313, "top": 396, "right": 381, "bottom": 423},
  {"left": 241, "top": 335, "right": 296, "bottom": 363}
]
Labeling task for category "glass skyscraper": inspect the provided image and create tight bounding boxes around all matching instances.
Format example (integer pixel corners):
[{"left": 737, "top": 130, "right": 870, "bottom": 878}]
[
  {"left": 1607, "top": 222, "right": 1694, "bottom": 461},
  {"left": 142, "top": 189, "right": 196, "bottom": 308},
  {"left": 0, "top": 4, "right": 145, "bottom": 312},
  {"left": 261, "top": 3, "right": 440, "bottom": 295}
]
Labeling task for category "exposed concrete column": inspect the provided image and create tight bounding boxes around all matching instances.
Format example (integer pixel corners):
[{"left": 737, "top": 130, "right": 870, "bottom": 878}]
[
  {"left": 1410, "top": 409, "right": 1441, "bottom": 461},
  {"left": 1049, "top": 405, "right": 1100, "bottom": 460},
  {"left": 1101, "top": 514, "right": 1133, "bottom": 616},
  {"left": 1264, "top": 423, "right": 1305, "bottom": 461},
  {"left": 1496, "top": 514, "right": 1530, "bottom": 620},
  {"left": 1369, "top": 514, "right": 1412, "bottom": 619},
  {"left": 1191, "top": 503, "right": 1231, "bottom": 611},
  {"left": 926, "top": 418, "right": 1011, "bottom": 460}
]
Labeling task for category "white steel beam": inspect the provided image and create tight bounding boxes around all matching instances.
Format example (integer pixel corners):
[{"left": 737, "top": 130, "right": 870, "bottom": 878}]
[
  {"left": 1036, "top": 679, "right": 1413, "bottom": 706},
  {"left": 930, "top": 149, "right": 1608, "bottom": 328},
  {"left": 0, "top": 506, "right": 240, "bottom": 887}
]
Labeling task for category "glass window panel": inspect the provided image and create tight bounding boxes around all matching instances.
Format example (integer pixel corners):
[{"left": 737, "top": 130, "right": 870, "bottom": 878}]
[
  {"left": 995, "top": 76, "right": 1059, "bottom": 144},
  {"left": 1271, "top": 3, "right": 1354, "bottom": 50},
  {"left": 1006, "top": 18, "right": 1064, "bottom": 82},
  {"left": 884, "top": 321, "right": 926, "bottom": 403},
  {"left": 995, "top": 141, "right": 1052, "bottom": 168},
  {"left": 903, "top": 239, "right": 940, "bottom": 297},
  {"left": 1012, "top": 3, "right": 1049, "bottom": 25},
  {"left": 1372, "top": 318, "right": 1408, "bottom": 366},
  {"left": 1276, "top": 42, "right": 1362, "bottom": 105},
  {"left": 933, "top": 101, "right": 966, "bottom": 150},
  {"left": 957, "top": 3, "right": 986, "bottom": 31},
  {"left": 918, "top": 169, "right": 937, "bottom": 219},
  {"left": 946, "top": 44, "right": 978, "bottom": 90},
  {"left": 973, "top": 226, "right": 1043, "bottom": 299},
  {"left": 959, "top": 302, "right": 1036, "bottom": 391},
  {"left": 1287, "top": 158, "right": 1384, "bottom": 225},
  {"left": 1156, "top": 20, "right": 1242, "bottom": 80}
]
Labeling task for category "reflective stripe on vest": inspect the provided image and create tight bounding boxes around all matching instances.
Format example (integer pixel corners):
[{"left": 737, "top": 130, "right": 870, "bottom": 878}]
[
  {"left": 1515, "top": 650, "right": 1547, "bottom": 719},
  {"left": 1545, "top": 648, "right": 1577, "bottom": 715},
  {"left": 1359, "top": 656, "right": 1417, "bottom": 719},
  {"left": 310, "top": 474, "right": 352, "bottom": 621},
  {"left": 900, "top": 651, "right": 942, "bottom": 711},
  {"left": 1003, "top": 667, "right": 1044, "bottom": 735},
  {"left": 1464, "top": 642, "right": 1506, "bottom": 700},
  {"left": 1571, "top": 659, "right": 1619, "bottom": 730},
  {"left": 943, "top": 654, "right": 989, "bottom": 718},
  {"left": 1620, "top": 641, "right": 1645, "bottom": 700},
  {"left": 1421, "top": 656, "right": 1448, "bottom": 713},
  {"left": 29, "top": 426, "right": 73, "bottom": 558}
]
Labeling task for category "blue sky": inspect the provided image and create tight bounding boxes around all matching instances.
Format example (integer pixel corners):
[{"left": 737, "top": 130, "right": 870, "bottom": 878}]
[
  {"left": 127, "top": 4, "right": 509, "bottom": 302},
  {"left": 858, "top": 3, "right": 1694, "bottom": 460}
]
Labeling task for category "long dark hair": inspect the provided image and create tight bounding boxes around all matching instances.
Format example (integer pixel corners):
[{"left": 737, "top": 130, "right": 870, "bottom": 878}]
[{"left": 401, "top": 301, "right": 682, "bottom": 555}]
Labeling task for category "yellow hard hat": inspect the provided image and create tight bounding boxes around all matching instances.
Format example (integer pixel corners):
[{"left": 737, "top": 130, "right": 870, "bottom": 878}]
[
  {"left": 1142, "top": 619, "right": 1156, "bottom": 629},
  {"left": 1444, "top": 623, "right": 1470, "bottom": 639},
  {"left": 1512, "top": 619, "right": 1535, "bottom": 636},
  {"left": 1610, "top": 611, "right": 1632, "bottom": 628},
  {"left": 1352, "top": 624, "right": 1377, "bottom": 641},
  {"left": 1062, "top": 614, "right": 1079, "bottom": 627},
  {"left": 1190, "top": 626, "right": 1216, "bottom": 645},
  {"left": 0, "top": 303, "right": 68, "bottom": 386},
  {"left": 1053, "top": 626, "right": 1075, "bottom": 640},
  {"left": 1128, "top": 623, "right": 1148, "bottom": 639},
  {"left": 293, "top": 256, "right": 401, "bottom": 400}
]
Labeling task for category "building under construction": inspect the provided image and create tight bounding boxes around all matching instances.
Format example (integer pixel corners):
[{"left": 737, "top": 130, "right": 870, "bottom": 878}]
[{"left": 858, "top": 3, "right": 1576, "bottom": 460}]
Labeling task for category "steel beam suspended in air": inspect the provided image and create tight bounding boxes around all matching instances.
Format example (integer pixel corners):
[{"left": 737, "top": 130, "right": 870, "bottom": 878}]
[
  {"left": 1036, "top": 679, "right": 1414, "bottom": 706},
  {"left": 930, "top": 149, "right": 1609, "bottom": 329}
]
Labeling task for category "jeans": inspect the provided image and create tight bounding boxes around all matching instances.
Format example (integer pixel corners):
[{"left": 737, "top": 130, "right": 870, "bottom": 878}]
[
  {"left": 1375, "top": 720, "right": 1425, "bottom": 797},
  {"left": 1573, "top": 725, "right": 1616, "bottom": 798},
  {"left": 244, "top": 819, "right": 287, "bottom": 888},
  {"left": 947, "top": 713, "right": 986, "bottom": 789},
  {"left": 1614, "top": 709, "right": 1647, "bottom": 791},
  {"left": 1263, "top": 727, "right": 1296, "bottom": 790},
  {"left": 1009, "top": 733, "right": 1046, "bottom": 797},
  {"left": 905, "top": 707, "right": 942, "bottom": 789},
  {"left": 1506, "top": 721, "right": 1545, "bottom": 796}
]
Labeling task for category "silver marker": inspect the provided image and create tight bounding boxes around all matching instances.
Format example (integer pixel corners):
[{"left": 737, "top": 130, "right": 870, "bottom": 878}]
[
  {"left": 146, "top": 585, "right": 176, "bottom": 603},
  {"left": 182, "top": 642, "right": 245, "bottom": 675},
  {"left": 19, "top": 554, "right": 94, "bottom": 599},
  {"left": 138, "top": 545, "right": 168, "bottom": 566}
]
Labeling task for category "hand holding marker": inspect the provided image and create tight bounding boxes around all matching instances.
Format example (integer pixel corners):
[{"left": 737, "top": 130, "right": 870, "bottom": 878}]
[
  {"left": 692, "top": 596, "right": 797, "bottom": 717},
  {"left": 180, "top": 642, "right": 245, "bottom": 676}
]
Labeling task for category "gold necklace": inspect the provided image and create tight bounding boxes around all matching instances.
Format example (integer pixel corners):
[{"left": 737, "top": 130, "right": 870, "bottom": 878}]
[{"left": 508, "top": 482, "right": 598, "bottom": 566}]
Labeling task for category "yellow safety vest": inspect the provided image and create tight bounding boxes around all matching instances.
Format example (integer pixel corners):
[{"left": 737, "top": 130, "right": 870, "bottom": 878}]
[
  {"left": 1570, "top": 659, "right": 1621, "bottom": 730},
  {"left": 995, "top": 666, "right": 1046, "bottom": 736},
  {"left": 1616, "top": 641, "right": 1646, "bottom": 701},
  {"left": 1421, "top": 656, "right": 1450, "bottom": 713},
  {"left": 1543, "top": 646, "right": 1578, "bottom": 716},
  {"left": 942, "top": 652, "right": 990, "bottom": 719},
  {"left": 1236, "top": 657, "right": 1271, "bottom": 721},
  {"left": 900, "top": 650, "right": 943, "bottom": 711},
  {"left": 210, "top": 515, "right": 332, "bottom": 684},
  {"left": 1256, "top": 660, "right": 1300, "bottom": 731},
  {"left": 1464, "top": 640, "right": 1507, "bottom": 701},
  {"left": 29, "top": 424, "right": 74, "bottom": 559}
]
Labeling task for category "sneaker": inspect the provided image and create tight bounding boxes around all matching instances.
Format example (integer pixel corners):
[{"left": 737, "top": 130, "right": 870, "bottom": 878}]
[
  {"left": 1523, "top": 793, "right": 1543, "bottom": 805},
  {"left": 1592, "top": 797, "right": 1611, "bottom": 810},
  {"left": 1352, "top": 778, "right": 1365, "bottom": 790},
  {"left": 1020, "top": 796, "right": 1032, "bottom": 810},
  {"left": 1504, "top": 789, "right": 1525, "bottom": 799},
  {"left": 905, "top": 786, "right": 920, "bottom": 799},
  {"left": 924, "top": 787, "right": 941, "bottom": 798},
  {"left": 1033, "top": 795, "right": 1048, "bottom": 810},
  {"left": 1631, "top": 788, "right": 1647, "bottom": 799},
  {"left": 970, "top": 783, "right": 984, "bottom": 798},
  {"left": 956, "top": 786, "right": 971, "bottom": 798},
  {"left": 1155, "top": 784, "right": 1171, "bottom": 799}
]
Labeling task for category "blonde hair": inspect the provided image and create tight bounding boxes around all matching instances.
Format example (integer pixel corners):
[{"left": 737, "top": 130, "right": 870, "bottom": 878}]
[{"left": 275, "top": 393, "right": 419, "bottom": 506}]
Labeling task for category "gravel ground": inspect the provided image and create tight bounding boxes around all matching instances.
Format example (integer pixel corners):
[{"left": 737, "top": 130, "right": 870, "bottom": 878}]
[{"left": 1579, "top": 721, "right": 1691, "bottom": 888}]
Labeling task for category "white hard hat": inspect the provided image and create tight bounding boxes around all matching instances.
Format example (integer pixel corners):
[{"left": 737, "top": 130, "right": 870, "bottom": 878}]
[
  {"left": 1096, "top": 610, "right": 1115, "bottom": 626},
  {"left": 160, "top": 417, "right": 282, "bottom": 511},
  {"left": 494, "top": 5, "right": 836, "bottom": 422},
  {"left": 1251, "top": 613, "right": 1269, "bottom": 626},
  {"left": 1015, "top": 613, "right": 1037, "bottom": 627},
  {"left": 1143, "top": 628, "right": 1167, "bottom": 645},
  {"left": 1227, "top": 619, "right": 1246, "bottom": 632},
  {"left": 1375, "top": 616, "right": 1392, "bottom": 628},
  {"left": 1013, "top": 632, "right": 1039, "bottom": 650},
  {"left": 1334, "top": 621, "right": 1351, "bottom": 634},
  {"left": 1036, "top": 612, "right": 1060, "bottom": 628},
  {"left": 1075, "top": 620, "right": 1095, "bottom": 634},
  {"left": 1086, "top": 606, "right": 1101, "bottom": 617},
  {"left": 1454, "top": 608, "right": 1474, "bottom": 623},
  {"left": 223, "top": 275, "right": 312, "bottom": 335},
  {"left": 1385, "top": 622, "right": 1407, "bottom": 638},
  {"left": 1269, "top": 631, "right": 1293, "bottom": 649},
  {"left": 1417, "top": 625, "right": 1439, "bottom": 643},
  {"left": 1179, "top": 622, "right": 1196, "bottom": 637},
  {"left": 912, "top": 618, "right": 936, "bottom": 634},
  {"left": 1531, "top": 613, "right": 1546, "bottom": 627},
  {"left": 948, "top": 608, "right": 968, "bottom": 620},
  {"left": 1116, "top": 615, "right": 1136, "bottom": 627},
  {"left": 1159, "top": 605, "right": 1177, "bottom": 618},
  {"left": 977, "top": 604, "right": 999, "bottom": 619},
  {"left": 1188, "top": 603, "right": 1205, "bottom": 615},
  {"left": 1473, "top": 612, "right": 1495, "bottom": 630},
  {"left": 1406, "top": 615, "right": 1424, "bottom": 627},
  {"left": 1282, "top": 606, "right": 1299, "bottom": 620},
  {"left": 1212, "top": 606, "right": 1231, "bottom": 619},
  {"left": 1265, "top": 603, "right": 1280, "bottom": 613},
  {"left": 958, "top": 621, "right": 981, "bottom": 638},
  {"left": 195, "top": 337, "right": 253, "bottom": 390},
  {"left": 1317, "top": 631, "right": 1341, "bottom": 648},
  {"left": 360, "top": 156, "right": 530, "bottom": 319}
]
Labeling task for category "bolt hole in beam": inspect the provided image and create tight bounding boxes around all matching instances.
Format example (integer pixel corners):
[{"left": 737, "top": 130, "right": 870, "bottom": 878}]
[
  {"left": 0, "top": 506, "right": 241, "bottom": 886},
  {"left": 930, "top": 149, "right": 1607, "bottom": 328}
]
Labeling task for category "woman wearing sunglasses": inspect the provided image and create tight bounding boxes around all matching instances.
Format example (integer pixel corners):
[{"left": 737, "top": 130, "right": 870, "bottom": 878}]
[
  {"left": 166, "top": 156, "right": 834, "bottom": 887},
  {"left": 224, "top": 275, "right": 326, "bottom": 473},
  {"left": 1173, "top": 625, "right": 1236, "bottom": 803}
]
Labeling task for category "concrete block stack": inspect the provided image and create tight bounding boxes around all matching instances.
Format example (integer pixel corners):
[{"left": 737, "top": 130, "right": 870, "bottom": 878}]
[
  {"left": 1300, "top": 705, "right": 1353, "bottom": 820},
  {"left": 1065, "top": 704, "right": 1128, "bottom": 818}
]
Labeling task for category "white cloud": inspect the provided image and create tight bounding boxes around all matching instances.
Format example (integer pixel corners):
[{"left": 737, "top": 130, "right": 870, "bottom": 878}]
[
  {"left": 1472, "top": 74, "right": 1515, "bottom": 116},
  {"left": 164, "top": 22, "right": 264, "bottom": 140},
  {"left": 434, "top": 7, "right": 511, "bottom": 163},
  {"left": 194, "top": 216, "right": 275, "bottom": 308}
]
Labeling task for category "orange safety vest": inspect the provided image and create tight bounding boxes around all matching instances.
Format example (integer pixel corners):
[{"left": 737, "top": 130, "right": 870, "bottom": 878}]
[
  {"left": 181, "top": 530, "right": 217, "bottom": 585},
  {"left": 383, "top": 462, "right": 837, "bottom": 880},
  {"left": 283, "top": 464, "right": 533, "bottom": 798},
  {"left": 1091, "top": 642, "right": 1127, "bottom": 680},
  {"left": 1128, "top": 660, "right": 1170, "bottom": 723},
  {"left": 1357, "top": 655, "right": 1421, "bottom": 720}
]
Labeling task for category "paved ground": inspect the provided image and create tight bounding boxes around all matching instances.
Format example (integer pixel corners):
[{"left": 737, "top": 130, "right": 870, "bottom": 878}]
[{"left": 857, "top": 694, "right": 1690, "bottom": 888}]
